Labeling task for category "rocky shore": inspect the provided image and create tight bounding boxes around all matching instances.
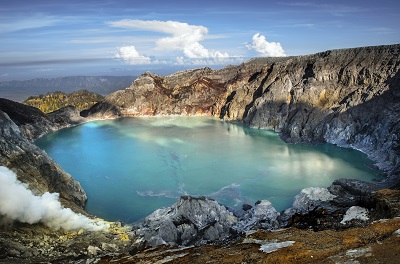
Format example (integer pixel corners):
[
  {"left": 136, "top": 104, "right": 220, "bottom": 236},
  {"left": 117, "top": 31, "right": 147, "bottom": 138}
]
[{"left": 0, "top": 44, "right": 399, "bottom": 263}]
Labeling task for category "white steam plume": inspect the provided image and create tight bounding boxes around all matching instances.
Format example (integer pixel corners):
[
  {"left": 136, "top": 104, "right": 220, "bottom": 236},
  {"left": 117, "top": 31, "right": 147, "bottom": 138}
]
[
  {"left": 0, "top": 166, "right": 109, "bottom": 231},
  {"left": 247, "top": 33, "right": 286, "bottom": 57}
]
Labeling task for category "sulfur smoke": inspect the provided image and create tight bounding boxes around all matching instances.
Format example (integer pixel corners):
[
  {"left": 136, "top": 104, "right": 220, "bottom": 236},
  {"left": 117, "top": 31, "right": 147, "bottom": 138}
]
[{"left": 0, "top": 166, "right": 109, "bottom": 231}]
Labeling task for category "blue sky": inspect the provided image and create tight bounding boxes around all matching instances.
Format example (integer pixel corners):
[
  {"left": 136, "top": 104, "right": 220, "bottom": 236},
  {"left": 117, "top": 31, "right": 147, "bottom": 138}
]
[{"left": 0, "top": 0, "right": 399, "bottom": 80}]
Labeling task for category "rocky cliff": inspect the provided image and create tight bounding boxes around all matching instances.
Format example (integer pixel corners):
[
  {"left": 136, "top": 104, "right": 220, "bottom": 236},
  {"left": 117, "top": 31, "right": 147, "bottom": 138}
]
[
  {"left": 85, "top": 44, "right": 400, "bottom": 180},
  {"left": 0, "top": 99, "right": 87, "bottom": 208},
  {"left": 224, "top": 46, "right": 400, "bottom": 179}
]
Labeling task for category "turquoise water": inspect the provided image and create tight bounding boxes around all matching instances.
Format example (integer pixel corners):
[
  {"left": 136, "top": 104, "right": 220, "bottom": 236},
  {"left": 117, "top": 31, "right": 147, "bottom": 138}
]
[{"left": 35, "top": 117, "right": 382, "bottom": 223}]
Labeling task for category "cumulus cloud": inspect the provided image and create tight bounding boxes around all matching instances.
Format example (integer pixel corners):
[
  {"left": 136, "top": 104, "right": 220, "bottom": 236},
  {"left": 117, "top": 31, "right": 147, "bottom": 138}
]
[
  {"left": 247, "top": 33, "right": 286, "bottom": 57},
  {"left": 109, "top": 19, "right": 229, "bottom": 59},
  {"left": 0, "top": 166, "right": 109, "bottom": 231},
  {"left": 115, "top": 45, "right": 151, "bottom": 64}
]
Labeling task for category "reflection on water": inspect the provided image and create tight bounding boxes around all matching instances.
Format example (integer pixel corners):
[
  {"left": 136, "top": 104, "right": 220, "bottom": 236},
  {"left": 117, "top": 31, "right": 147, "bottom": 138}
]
[{"left": 35, "top": 116, "right": 382, "bottom": 223}]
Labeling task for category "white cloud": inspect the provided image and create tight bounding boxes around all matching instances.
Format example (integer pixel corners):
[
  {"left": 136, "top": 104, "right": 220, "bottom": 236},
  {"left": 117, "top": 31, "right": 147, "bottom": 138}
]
[
  {"left": 108, "top": 19, "right": 229, "bottom": 59},
  {"left": 115, "top": 45, "right": 151, "bottom": 64},
  {"left": 247, "top": 33, "right": 286, "bottom": 57}
]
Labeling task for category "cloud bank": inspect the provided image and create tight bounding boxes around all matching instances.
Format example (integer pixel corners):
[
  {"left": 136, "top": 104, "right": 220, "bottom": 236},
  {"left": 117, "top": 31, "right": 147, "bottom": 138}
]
[
  {"left": 0, "top": 166, "right": 109, "bottom": 231},
  {"left": 109, "top": 20, "right": 286, "bottom": 65},
  {"left": 109, "top": 19, "right": 230, "bottom": 63},
  {"left": 247, "top": 33, "right": 286, "bottom": 57}
]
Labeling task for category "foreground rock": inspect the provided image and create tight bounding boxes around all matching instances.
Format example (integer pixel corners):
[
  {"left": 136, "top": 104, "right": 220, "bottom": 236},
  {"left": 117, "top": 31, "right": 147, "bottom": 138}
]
[
  {"left": 103, "top": 217, "right": 400, "bottom": 264},
  {"left": 105, "top": 189, "right": 400, "bottom": 263},
  {"left": 137, "top": 185, "right": 400, "bottom": 246},
  {"left": 235, "top": 200, "right": 280, "bottom": 231},
  {"left": 0, "top": 222, "right": 137, "bottom": 263},
  {"left": 138, "top": 196, "right": 238, "bottom": 247},
  {"left": 1, "top": 188, "right": 398, "bottom": 263}
]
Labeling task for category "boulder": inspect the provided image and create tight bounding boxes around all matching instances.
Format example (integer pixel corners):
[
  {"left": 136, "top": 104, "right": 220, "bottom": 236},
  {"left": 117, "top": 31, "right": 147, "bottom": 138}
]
[
  {"left": 280, "top": 187, "right": 340, "bottom": 229},
  {"left": 340, "top": 206, "right": 369, "bottom": 224},
  {"left": 138, "top": 196, "right": 238, "bottom": 247},
  {"left": 236, "top": 200, "right": 280, "bottom": 231}
]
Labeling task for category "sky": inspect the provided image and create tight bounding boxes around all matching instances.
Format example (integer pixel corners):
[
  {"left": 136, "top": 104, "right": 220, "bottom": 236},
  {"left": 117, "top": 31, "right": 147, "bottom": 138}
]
[{"left": 0, "top": 0, "right": 399, "bottom": 81}]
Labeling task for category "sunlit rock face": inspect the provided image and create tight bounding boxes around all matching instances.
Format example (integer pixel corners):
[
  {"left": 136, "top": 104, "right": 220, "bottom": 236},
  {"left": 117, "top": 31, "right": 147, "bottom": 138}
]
[
  {"left": 82, "top": 61, "right": 275, "bottom": 118},
  {"left": 85, "top": 45, "right": 400, "bottom": 179}
]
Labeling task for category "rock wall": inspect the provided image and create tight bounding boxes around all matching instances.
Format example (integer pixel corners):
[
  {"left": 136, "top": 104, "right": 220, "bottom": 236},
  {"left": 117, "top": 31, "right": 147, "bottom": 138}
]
[
  {"left": 0, "top": 99, "right": 87, "bottom": 208},
  {"left": 0, "top": 98, "right": 86, "bottom": 140},
  {"left": 223, "top": 46, "right": 400, "bottom": 178}
]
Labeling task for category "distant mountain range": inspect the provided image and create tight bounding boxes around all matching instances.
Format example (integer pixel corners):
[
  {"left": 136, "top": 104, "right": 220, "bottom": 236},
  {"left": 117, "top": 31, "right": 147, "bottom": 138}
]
[{"left": 0, "top": 76, "right": 136, "bottom": 102}]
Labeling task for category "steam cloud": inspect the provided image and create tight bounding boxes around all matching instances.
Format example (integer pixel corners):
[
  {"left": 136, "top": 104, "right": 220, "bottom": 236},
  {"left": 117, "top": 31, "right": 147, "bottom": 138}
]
[
  {"left": 0, "top": 166, "right": 109, "bottom": 231},
  {"left": 247, "top": 33, "right": 286, "bottom": 57}
]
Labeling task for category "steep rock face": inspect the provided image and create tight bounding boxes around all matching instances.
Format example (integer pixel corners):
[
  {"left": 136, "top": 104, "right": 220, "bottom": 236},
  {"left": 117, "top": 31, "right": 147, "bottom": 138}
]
[
  {"left": 0, "top": 98, "right": 85, "bottom": 140},
  {"left": 0, "top": 100, "right": 87, "bottom": 208},
  {"left": 222, "top": 45, "right": 400, "bottom": 177}
]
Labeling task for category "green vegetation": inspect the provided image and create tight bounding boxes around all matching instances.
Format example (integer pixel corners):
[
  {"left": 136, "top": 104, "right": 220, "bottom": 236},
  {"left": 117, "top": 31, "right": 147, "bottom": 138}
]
[{"left": 23, "top": 90, "right": 104, "bottom": 113}]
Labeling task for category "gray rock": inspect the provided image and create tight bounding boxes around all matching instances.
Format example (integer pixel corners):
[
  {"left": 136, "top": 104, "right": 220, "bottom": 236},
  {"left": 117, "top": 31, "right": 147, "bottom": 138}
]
[
  {"left": 280, "top": 187, "right": 339, "bottom": 228},
  {"left": 87, "top": 245, "right": 101, "bottom": 256},
  {"left": 138, "top": 196, "right": 238, "bottom": 247},
  {"left": 259, "top": 241, "right": 296, "bottom": 254},
  {"left": 340, "top": 206, "right": 369, "bottom": 224},
  {"left": 290, "top": 187, "right": 337, "bottom": 214},
  {"left": 236, "top": 200, "right": 280, "bottom": 231}
]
